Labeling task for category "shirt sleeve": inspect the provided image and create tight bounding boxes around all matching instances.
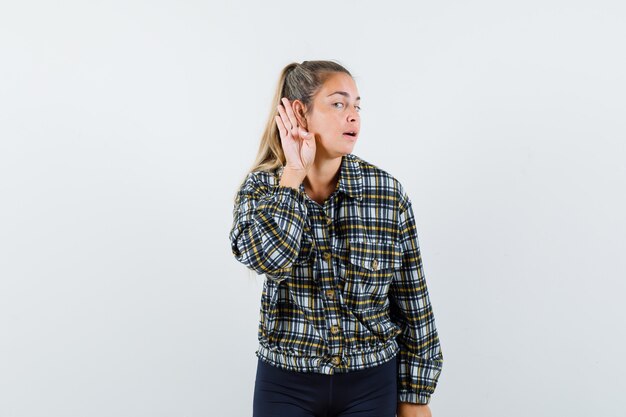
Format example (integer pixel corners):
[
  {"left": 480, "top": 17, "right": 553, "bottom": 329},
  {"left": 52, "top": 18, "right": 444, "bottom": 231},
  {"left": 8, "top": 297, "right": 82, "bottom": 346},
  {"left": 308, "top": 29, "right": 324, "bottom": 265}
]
[
  {"left": 229, "top": 172, "right": 309, "bottom": 283},
  {"left": 389, "top": 189, "right": 444, "bottom": 405}
]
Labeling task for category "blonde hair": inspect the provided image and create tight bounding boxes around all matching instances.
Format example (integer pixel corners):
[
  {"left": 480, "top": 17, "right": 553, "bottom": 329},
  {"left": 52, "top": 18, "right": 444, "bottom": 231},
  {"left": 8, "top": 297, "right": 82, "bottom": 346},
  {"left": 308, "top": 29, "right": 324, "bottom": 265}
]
[{"left": 232, "top": 60, "right": 353, "bottom": 202}]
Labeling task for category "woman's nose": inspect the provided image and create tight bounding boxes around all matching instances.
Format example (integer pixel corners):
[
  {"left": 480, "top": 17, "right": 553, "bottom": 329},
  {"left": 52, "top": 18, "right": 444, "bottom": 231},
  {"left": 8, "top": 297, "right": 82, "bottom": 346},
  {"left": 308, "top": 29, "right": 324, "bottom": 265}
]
[{"left": 347, "top": 109, "right": 359, "bottom": 121}]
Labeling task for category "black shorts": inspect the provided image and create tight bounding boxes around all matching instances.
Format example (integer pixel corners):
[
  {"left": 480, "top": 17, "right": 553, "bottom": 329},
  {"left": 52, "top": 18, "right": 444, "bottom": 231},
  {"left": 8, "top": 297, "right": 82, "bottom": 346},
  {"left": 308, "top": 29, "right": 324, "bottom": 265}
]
[{"left": 253, "top": 355, "right": 397, "bottom": 417}]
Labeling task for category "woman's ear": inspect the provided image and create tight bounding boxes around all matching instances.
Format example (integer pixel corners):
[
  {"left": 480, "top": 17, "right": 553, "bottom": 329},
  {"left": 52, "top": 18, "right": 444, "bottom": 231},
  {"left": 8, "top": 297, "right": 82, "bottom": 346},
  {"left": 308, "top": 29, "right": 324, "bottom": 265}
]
[{"left": 292, "top": 100, "right": 308, "bottom": 130}]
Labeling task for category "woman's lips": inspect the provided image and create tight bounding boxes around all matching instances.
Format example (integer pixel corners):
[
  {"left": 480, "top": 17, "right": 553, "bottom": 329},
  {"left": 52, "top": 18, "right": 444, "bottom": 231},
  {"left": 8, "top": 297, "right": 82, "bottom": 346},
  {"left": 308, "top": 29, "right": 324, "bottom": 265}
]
[{"left": 343, "top": 133, "right": 358, "bottom": 140}]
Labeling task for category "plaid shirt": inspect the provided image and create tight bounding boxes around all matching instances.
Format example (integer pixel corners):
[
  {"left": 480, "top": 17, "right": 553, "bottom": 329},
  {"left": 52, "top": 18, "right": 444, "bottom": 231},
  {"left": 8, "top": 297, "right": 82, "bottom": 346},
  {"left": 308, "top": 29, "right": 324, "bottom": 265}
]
[{"left": 229, "top": 153, "right": 443, "bottom": 404}]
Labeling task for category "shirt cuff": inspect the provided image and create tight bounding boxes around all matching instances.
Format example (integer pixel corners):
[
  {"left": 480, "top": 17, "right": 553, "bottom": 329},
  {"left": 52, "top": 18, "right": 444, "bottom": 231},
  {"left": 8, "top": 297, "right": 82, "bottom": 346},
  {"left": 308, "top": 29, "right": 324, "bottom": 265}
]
[
  {"left": 398, "top": 390, "right": 431, "bottom": 405},
  {"left": 258, "top": 185, "right": 308, "bottom": 215}
]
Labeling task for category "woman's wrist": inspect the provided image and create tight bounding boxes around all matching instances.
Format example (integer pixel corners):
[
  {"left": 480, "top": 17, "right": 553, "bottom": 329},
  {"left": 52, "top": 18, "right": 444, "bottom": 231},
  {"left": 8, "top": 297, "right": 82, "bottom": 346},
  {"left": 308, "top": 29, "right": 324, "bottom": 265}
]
[{"left": 279, "top": 167, "right": 306, "bottom": 190}]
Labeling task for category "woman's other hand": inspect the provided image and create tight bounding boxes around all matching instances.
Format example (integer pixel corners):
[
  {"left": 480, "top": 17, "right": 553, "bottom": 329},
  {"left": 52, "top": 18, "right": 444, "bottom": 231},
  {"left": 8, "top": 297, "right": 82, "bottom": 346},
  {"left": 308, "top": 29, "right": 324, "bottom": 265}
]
[
  {"left": 275, "top": 97, "right": 315, "bottom": 173},
  {"left": 397, "top": 402, "right": 432, "bottom": 417}
]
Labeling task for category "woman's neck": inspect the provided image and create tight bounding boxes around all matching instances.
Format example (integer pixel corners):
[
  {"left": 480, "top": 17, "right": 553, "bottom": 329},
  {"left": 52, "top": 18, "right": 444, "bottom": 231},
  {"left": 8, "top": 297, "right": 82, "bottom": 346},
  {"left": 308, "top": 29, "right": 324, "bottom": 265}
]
[{"left": 303, "top": 154, "right": 342, "bottom": 204}]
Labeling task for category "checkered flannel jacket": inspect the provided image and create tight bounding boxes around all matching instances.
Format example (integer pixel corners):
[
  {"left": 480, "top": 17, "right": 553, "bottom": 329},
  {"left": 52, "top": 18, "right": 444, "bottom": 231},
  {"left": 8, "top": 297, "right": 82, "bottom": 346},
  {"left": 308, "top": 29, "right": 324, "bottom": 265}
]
[{"left": 229, "top": 153, "right": 443, "bottom": 404}]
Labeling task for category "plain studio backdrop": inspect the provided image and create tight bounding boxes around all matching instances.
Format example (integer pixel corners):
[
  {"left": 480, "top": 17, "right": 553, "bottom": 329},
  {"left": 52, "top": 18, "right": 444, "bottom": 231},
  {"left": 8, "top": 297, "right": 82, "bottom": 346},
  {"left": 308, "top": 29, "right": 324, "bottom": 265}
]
[{"left": 1, "top": 1, "right": 625, "bottom": 416}]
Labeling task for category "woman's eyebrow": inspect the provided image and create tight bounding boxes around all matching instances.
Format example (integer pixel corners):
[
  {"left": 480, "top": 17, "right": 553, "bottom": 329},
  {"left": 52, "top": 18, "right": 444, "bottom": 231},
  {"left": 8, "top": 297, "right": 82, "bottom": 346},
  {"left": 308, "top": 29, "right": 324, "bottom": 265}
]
[{"left": 327, "top": 91, "right": 361, "bottom": 101}]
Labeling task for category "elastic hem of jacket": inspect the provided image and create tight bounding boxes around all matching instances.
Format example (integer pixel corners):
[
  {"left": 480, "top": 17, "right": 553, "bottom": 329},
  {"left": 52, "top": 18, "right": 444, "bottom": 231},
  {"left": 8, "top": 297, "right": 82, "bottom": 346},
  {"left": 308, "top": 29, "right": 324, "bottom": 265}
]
[{"left": 255, "top": 339, "right": 400, "bottom": 374}]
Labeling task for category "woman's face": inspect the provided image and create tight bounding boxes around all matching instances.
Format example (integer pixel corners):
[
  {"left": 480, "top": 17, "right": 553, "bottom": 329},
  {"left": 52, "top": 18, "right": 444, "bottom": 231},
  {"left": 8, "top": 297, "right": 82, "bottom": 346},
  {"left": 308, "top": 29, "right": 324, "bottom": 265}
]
[{"left": 298, "top": 72, "right": 361, "bottom": 158}]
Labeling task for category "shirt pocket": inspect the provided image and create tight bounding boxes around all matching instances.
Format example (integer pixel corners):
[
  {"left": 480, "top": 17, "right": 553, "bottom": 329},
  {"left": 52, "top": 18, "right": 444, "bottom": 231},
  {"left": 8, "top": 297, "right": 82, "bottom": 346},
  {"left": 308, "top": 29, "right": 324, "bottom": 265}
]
[{"left": 339, "top": 239, "right": 404, "bottom": 313}]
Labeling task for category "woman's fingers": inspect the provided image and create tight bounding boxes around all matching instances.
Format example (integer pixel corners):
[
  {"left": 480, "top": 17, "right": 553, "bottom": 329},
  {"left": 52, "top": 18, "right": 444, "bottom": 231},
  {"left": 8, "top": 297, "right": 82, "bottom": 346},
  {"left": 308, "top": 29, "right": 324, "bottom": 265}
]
[
  {"left": 274, "top": 115, "right": 287, "bottom": 138},
  {"left": 276, "top": 103, "right": 293, "bottom": 132},
  {"left": 276, "top": 97, "right": 309, "bottom": 146},
  {"left": 280, "top": 97, "right": 299, "bottom": 135}
]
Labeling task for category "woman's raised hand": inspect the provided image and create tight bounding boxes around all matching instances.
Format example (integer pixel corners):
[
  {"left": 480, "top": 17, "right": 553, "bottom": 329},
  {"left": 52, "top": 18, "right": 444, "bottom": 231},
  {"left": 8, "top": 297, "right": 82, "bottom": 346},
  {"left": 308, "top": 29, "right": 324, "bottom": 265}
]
[{"left": 275, "top": 97, "right": 316, "bottom": 174}]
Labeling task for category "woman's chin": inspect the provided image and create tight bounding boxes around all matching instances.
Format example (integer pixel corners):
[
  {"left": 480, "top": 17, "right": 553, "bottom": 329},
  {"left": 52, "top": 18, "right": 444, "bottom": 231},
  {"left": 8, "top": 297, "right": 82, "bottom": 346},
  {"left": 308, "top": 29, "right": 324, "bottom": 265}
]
[{"left": 336, "top": 145, "right": 355, "bottom": 157}]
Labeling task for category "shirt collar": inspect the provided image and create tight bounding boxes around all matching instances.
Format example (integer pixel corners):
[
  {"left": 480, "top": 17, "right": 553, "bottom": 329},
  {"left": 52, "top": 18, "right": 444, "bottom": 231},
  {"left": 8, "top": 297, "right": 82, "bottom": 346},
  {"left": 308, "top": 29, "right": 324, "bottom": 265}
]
[
  {"left": 277, "top": 153, "right": 363, "bottom": 201},
  {"left": 336, "top": 153, "right": 363, "bottom": 201}
]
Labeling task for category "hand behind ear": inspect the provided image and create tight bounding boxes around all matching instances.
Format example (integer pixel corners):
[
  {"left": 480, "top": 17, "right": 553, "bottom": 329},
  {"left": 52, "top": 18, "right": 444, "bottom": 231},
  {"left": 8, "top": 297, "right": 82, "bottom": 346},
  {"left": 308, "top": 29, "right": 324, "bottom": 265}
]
[{"left": 275, "top": 97, "right": 316, "bottom": 173}]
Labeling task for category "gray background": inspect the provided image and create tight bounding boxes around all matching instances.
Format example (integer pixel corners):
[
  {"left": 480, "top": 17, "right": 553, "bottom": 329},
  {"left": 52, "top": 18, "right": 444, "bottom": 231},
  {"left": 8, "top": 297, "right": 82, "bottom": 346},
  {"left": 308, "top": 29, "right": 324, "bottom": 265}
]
[{"left": 1, "top": 1, "right": 625, "bottom": 416}]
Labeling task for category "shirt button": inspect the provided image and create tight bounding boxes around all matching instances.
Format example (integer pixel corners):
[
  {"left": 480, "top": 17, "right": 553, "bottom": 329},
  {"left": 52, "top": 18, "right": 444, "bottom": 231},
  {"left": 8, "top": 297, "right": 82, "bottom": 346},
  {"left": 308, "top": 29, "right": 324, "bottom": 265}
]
[
  {"left": 325, "top": 290, "right": 335, "bottom": 300},
  {"left": 330, "top": 325, "right": 340, "bottom": 335},
  {"left": 323, "top": 252, "right": 332, "bottom": 262},
  {"left": 331, "top": 356, "right": 341, "bottom": 365},
  {"left": 371, "top": 259, "right": 379, "bottom": 270}
]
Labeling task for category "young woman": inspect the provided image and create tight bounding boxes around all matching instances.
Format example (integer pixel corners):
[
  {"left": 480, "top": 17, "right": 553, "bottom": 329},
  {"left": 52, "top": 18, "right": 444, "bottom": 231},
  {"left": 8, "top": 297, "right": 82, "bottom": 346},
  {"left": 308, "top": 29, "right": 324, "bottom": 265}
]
[{"left": 229, "top": 60, "right": 444, "bottom": 417}]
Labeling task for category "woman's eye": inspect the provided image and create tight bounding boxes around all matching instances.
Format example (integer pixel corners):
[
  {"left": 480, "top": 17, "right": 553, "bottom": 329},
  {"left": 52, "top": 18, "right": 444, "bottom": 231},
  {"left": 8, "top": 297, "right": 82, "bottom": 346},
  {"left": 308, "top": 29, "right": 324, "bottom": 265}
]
[{"left": 333, "top": 102, "right": 361, "bottom": 112}]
